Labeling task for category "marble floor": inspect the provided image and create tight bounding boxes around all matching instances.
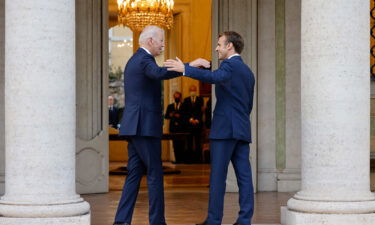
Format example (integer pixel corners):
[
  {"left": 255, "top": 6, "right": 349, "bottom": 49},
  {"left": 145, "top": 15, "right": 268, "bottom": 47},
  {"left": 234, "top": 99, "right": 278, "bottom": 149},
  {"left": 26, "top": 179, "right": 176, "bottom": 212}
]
[
  {"left": 84, "top": 190, "right": 292, "bottom": 225},
  {"left": 83, "top": 163, "right": 293, "bottom": 225}
]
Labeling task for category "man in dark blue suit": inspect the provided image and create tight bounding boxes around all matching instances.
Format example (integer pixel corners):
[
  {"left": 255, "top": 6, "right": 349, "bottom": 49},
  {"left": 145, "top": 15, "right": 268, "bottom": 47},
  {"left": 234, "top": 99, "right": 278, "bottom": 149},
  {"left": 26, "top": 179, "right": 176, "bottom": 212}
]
[
  {"left": 108, "top": 95, "right": 119, "bottom": 129},
  {"left": 112, "top": 26, "right": 180, "bottom": 225},
  {"left": 164, "top": 31, "right": 255, "bottom": 225},
  {"left": 113, "top": 25, "right": 209, "bottom": 225}
]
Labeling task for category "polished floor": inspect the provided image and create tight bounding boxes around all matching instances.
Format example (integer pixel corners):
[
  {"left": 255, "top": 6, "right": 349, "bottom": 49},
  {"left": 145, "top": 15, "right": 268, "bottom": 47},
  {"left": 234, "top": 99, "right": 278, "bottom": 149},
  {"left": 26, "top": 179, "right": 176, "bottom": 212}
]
[{"left": 83, "top": 163, "right": 293, "bottom": 225}]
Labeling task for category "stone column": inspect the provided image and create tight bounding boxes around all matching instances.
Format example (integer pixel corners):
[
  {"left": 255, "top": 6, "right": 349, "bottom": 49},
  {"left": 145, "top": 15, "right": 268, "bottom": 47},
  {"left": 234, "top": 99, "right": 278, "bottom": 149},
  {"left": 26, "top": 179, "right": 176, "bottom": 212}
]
[
  {"left": 0, "top": 0, "right": 90, "bottom": 224},
  {"left": 284, "top": 1, "right": 375, "bottom": 224},
  {"left": 0, "top": 0, "right": 5, "bottom": 196}
]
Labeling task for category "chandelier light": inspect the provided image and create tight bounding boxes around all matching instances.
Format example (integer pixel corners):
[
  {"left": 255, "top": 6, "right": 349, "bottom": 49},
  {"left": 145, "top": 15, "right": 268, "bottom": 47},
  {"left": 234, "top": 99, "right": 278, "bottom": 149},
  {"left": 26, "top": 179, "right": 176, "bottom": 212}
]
[{"left": 117, "top": 0, "right": 174, "bottom": 31}]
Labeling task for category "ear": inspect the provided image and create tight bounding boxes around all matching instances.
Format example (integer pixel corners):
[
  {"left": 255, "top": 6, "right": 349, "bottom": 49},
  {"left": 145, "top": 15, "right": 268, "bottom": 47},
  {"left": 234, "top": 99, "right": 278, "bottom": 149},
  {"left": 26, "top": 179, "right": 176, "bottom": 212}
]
[
  {"left": 227, "top": 42, "right": 234, "bottom": 50},
  {"left": 147, "top": 37, "right": 153, "bottom": 46}
]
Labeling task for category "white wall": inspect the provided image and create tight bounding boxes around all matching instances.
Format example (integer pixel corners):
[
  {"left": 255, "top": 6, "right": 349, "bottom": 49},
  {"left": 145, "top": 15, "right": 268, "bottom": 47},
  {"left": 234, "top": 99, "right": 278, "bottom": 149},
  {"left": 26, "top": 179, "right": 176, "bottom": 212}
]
[
  {"left": 257, "top": 0, "right": 302, "bottom": 192},
  {"left": 258, "top": 0, "right": 278, "bottom": 191}
]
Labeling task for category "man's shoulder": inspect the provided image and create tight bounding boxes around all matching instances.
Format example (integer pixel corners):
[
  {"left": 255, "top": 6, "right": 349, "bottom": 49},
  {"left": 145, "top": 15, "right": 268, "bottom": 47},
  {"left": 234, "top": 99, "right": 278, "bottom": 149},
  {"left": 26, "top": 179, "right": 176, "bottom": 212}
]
[
  {"left": 125, "top": 50, "right": 152, "bottom": 73},
  {"left": 219, "top": 58, "right": 235, "bottom": 70},
  {"left": 225, "top": 57, "right": 251, "bottom": 72},
  {"left": 130, "top": 49, "right": 149, "bottom": 61},
  {"left": 224, "top": 57, "right": 243, "bottom": 65}
]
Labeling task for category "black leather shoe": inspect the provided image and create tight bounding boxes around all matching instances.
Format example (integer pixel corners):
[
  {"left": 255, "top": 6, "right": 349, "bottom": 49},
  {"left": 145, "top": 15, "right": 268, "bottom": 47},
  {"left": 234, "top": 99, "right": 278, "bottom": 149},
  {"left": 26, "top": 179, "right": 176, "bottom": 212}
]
[
  {"left": 196, "top": 221, "right": 212, "bottom": 225},
  {"left": 233, "top": 223, "right": 244, "bottom": 225},
  {"left": 113, "top": 223, "right": 130, "bottom": 225}
]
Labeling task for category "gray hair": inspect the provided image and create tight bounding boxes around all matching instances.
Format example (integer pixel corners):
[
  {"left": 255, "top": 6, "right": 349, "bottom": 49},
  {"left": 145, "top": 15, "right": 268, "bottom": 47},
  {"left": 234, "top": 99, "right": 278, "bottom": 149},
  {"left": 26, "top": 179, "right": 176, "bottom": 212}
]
[{"left": 139, "top": 25, "right": 164, "bottom": 44}]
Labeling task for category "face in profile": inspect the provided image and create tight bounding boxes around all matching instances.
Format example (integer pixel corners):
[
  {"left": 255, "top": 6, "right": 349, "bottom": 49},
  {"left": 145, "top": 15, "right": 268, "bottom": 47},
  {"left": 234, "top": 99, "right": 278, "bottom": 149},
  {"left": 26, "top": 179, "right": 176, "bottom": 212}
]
[
  {"left": 215, "top": 35, "right": 230, "bottom": 60},
  {"left": 150, "top": 31, "right": 165, "bottom": 56}
]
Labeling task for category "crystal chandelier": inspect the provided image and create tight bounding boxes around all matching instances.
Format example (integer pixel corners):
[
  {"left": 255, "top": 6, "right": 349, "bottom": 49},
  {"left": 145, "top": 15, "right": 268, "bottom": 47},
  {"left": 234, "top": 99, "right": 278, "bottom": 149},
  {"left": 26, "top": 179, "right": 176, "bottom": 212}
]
[{"left": 117, "top": 0, "right": 174, "bottom": 31}]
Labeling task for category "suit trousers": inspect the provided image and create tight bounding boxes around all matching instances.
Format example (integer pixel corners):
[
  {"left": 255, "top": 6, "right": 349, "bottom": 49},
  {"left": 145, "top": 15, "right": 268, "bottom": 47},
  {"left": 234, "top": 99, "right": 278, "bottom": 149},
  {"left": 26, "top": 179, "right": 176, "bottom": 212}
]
[
  {"left": 172, "top": 139, "right": 185, "bottom": 163},
  {"left": 207, "top": 139, "right": 254, "bottom": 225},
  {"left": 114, "top": 136, "right": 166, "bottom": 225},
  {"left": 187, "top": 129, "right": 202, "bottom": 163}
]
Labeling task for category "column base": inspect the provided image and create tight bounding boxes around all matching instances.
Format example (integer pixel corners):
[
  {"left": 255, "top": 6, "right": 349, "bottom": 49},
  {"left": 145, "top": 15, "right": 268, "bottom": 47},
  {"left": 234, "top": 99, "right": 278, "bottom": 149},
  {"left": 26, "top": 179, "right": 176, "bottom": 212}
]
[
  {"left": 285, "top": 208, "right": 375, "bottom": 225},
  {"left": 0, "top": 212, "right": 90, "bottom": 225},
  {"left": 0, "top": 198, "right": 90, "bottom": 217}
]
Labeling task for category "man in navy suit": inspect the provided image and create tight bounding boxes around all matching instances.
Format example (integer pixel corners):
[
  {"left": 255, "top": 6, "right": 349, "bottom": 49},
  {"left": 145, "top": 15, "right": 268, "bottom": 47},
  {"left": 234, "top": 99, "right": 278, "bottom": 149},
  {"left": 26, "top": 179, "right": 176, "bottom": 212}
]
[
  {"left": 108, "top": 95, "right": 119, "bottom": 129},
  {"left": 164, "top": 31, "right": 255, "bottom": 225},
  {"left": 165, "top": 91, "right": 185, "bottom": 163},
  {"left": 113, "top": 25, "right": 209, "bottom": 225},
  {"left": 182, "top": 85, "right": 204, "bottom": 163},
  {"left": 113, "top": 25, "right": 180, "bottom": 225}
]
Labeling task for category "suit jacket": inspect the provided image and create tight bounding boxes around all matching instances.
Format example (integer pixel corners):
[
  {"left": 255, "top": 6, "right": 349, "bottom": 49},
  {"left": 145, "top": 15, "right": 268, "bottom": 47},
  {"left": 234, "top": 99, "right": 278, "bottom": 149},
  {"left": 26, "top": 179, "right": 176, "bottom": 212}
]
[
  {"left": 184, "top": 56, "right": 255, "bottom": 143},
  {"left": 109, "top": 105, "right": 119, "bottom": 128},
  {"left": 119, "top": 48, "right": 181, "bottom": 137},
  {"left": 165, "top": 102, "right": 184, "bottom": 133},
  {"left": 182, "top": 96, "right": 204, "bottom": 130}
]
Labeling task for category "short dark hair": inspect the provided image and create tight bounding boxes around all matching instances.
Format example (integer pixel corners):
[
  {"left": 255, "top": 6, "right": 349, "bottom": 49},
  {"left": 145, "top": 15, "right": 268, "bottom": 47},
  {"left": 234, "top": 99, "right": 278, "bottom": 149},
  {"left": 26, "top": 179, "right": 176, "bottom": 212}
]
[{"left": 219, "top": 31, "right": 244, "bottom": 54}]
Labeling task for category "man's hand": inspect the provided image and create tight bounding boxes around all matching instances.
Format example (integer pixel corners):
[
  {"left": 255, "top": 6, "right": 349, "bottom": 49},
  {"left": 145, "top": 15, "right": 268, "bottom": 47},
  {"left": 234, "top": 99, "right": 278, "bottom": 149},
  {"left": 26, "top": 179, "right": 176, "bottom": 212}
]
[
  {"left": 164, "top": 57, "right": 185, "bottom": 73},
  {"left": 189, "top": 118, "right": 200, "bottom": 125},
  {"left": 189, "top": 58, "right": 211, "bottom": 68}
]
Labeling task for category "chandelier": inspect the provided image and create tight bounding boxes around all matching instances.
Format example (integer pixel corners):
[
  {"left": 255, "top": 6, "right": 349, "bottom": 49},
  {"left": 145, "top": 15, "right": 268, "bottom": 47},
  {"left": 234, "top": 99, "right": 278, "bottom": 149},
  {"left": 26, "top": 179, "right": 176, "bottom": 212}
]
[{"left": 117, "top": 0, "right": 174, "bottom": 31}]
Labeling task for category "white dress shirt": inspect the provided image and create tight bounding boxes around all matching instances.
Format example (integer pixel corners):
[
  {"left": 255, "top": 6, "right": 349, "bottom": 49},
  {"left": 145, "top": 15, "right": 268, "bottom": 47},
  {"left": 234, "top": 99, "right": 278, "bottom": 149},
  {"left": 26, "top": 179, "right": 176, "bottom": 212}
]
[
  {"left": 228, "top": 53, "right": 240, "bottom": 59},
  {"left": 141, "top": 47, "right": 152, "bottom": 55}
]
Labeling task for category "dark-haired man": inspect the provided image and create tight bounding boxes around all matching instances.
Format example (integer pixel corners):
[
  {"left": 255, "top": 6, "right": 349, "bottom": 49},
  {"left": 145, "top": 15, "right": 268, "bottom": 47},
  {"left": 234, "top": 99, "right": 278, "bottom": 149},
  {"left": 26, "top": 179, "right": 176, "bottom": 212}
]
[{"left": 164, "top": 31, "right": 255, "bottom": 225}]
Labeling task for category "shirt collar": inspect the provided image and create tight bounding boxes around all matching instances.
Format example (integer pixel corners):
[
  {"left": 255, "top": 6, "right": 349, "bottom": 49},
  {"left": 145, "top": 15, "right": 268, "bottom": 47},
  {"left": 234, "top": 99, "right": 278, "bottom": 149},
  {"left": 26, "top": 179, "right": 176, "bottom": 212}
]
[
  {"left": 141, "top": 47, "right": 152, "bottom": 55},
  {"left": 228, "top": 53, "right": 240, "bottom": 59}
]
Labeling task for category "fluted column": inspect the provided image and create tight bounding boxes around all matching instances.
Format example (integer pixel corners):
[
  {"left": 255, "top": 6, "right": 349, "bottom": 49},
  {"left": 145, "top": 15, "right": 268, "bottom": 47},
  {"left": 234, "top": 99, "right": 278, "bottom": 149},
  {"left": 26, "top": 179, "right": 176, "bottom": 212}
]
[
  {"left": 0, "top": 0, "right": 5, "bottom": 196},
  {"left": 0, "top": 0, "right": 90, "bottom": 224},
  {"left": 284, "top": 1, "right": 375, "bottom": 224}
]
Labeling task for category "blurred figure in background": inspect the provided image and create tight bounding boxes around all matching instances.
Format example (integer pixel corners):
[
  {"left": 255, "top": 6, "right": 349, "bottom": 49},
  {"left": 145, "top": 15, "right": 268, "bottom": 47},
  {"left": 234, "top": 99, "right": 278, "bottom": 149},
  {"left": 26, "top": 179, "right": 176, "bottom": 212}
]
[
  {"left": 165, "top": 91, "right": 186, "bottom": 163},
  {"left": 108, "top": 95, "right": 119, "bottom": 129},
  {"left": 182, "top": 85, "right": 204, "bottom": 163}
]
